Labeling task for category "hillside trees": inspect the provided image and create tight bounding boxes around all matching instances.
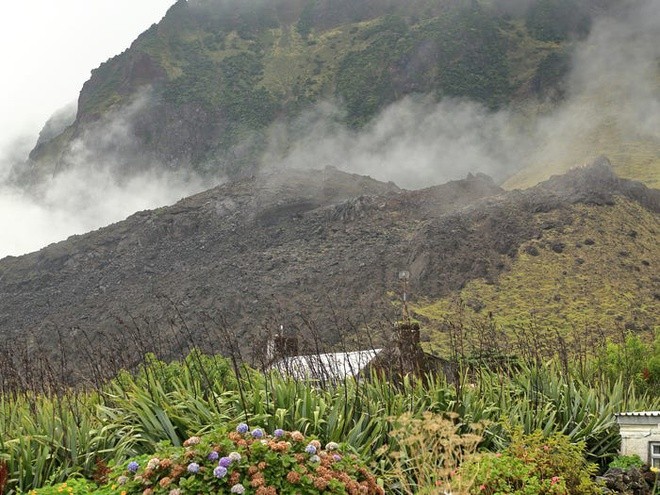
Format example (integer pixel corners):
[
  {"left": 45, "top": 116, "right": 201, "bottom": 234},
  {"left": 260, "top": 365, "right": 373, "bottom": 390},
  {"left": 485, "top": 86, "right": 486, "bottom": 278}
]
[{"left": 597, "top": 330, "right": 660, "bottom": 396}]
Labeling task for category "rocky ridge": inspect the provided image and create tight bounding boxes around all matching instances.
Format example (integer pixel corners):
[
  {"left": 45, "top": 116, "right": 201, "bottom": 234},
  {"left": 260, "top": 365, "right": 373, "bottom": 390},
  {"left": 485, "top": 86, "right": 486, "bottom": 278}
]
[{"left": 0, "top": 161, "right": 658, "bottom": 383}]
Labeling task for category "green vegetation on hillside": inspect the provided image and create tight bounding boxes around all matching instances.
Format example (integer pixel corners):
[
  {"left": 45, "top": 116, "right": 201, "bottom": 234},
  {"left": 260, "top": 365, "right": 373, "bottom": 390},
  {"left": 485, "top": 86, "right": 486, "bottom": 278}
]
[
  {"left": 416, "top": 198, "right": 659, "bottom": 341},
  {"left": 31, "top": 0, "right": 658, "bottom": 187},
  {"left": 46, "top": 0, "right": 587, "bottom": 172},
  {"left": 335, "top": 16, "right": 409, "bottom": 127},
  {"left": 148, "top": 1, "right": 517, "bottom": 129}
]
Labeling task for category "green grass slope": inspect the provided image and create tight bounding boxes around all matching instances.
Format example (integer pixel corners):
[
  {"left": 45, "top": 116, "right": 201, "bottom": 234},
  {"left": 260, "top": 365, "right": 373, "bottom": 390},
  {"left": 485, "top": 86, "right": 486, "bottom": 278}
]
[
  {"left": 416, "top": 197, "right": 660, "bottom": 344},
  {"left": 504, "top": 125, "right": 660, "bottom": 190}
]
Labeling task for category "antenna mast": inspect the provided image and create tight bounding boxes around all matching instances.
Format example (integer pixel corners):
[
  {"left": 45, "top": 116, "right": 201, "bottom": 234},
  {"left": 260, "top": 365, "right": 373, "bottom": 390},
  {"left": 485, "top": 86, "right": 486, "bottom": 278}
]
[{"left": 398, "top": 270, "right": 410, "bottom": 323}]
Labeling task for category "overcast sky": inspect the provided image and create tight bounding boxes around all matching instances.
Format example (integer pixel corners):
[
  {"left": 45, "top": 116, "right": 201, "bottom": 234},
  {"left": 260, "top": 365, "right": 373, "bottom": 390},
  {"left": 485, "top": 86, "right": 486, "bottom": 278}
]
[{"left": 0, "top": 0, "right": 175, "bottom": 153}]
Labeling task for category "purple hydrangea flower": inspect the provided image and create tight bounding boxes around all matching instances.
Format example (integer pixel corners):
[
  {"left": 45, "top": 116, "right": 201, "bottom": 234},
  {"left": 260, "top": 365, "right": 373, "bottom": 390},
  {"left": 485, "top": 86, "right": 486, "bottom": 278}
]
[
  {"left": 230, "top": 484, "right": 246, "bottom": 494},
  {"left": 251, "top": 428, "right": 264, "bottom": 439},
  {"left": 218, "top": 456, "right": 232, "bottom": 468},
  {"left": 127, "top": 461, "right": 139, "bottom": 473},
  {"left": 305, "top": 444, "right": 317, "bottom": 455},
  {"left": 236, "top": 423, "right": 249, "bottom": 434},
  {"left": 187, "top": 463, "right": 200, "bottom": 474},
  {"left": 213, "top": 466, "right": 228, "bottom": 478},
  {"left": 274, "top": 428, "right": 285, "bottom": 438},
  {"left": 208, "top": 451, "right": 219, "bottom": 461},
  {"left": 333, "top": 454, "right": 342, "bottom": 462}
]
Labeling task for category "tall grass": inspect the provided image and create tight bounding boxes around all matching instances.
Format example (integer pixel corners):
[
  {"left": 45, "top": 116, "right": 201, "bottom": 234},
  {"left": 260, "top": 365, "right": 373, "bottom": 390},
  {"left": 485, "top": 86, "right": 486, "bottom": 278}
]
[
  {"left": 1, "top": 348, "right": 658, "bottom": 494},
  {"left": 388, "top": 412, "right": 483, "bottom": 494},
  {"left": 0, "top": 391, "right": 140, "bottom": 493},
  {"left": 458, "top": 361, "right": 656, "bottom": 464}
]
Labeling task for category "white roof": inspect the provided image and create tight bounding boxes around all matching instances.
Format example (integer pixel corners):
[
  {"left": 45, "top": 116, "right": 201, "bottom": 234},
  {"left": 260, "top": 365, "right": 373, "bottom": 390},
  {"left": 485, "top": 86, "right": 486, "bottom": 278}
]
[
  {"left": 616, "top": 411, "right": 660, "bottom": 417},
  {"left": 270, "top": 349, "right": 383, "bottom": 381},
  {"left": 616, "top": 411, "right": 660, "bottom": 426}
]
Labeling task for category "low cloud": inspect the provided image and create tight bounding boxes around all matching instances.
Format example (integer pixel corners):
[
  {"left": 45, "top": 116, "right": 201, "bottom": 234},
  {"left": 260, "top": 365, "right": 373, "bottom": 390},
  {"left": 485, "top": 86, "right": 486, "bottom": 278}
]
[
  {"left": 1, "top": 158, "right": 210, "bottom": 259},
  {"left": 261, "top": 97, "right": 528, "bottom": 189},
  {"left": 0, "top": 168, "right": 206, "bottom": 258},
  {"left": 0, "top": 91, "right": 213, "bottom": 259},
  {"left": 261, "top": 0, "right": 659, "bottom": 189},
  {"left": 567, "top": 0, "right": 660, "bottom": 140}
]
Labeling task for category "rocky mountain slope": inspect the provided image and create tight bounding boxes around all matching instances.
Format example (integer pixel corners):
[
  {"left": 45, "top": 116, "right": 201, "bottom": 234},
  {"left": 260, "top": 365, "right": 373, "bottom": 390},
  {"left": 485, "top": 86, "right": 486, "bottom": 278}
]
[{"left": 0, "top": 160, "right": 657, "bottom": 383}]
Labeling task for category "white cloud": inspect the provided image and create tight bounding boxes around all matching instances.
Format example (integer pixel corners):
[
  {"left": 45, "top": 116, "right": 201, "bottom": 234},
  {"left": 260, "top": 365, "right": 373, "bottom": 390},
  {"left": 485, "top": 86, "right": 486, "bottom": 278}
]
[
  {"left": 0, "top": 0, "right": 196, "bottom": 258},
  {"left": 0, "top": 89, "right": 214, "bottom": 259},
  {"left": 262, "top": 97, "right": 528, "bottom": 188},
  {"left": 0, "top": 0, "right": 175, "bottom": 152},
  {"left": 262, "top": 0, "right": 660, "bottom": 189},
  {"left": 0, "top": 169, "right": 206, "bottom": 258}
]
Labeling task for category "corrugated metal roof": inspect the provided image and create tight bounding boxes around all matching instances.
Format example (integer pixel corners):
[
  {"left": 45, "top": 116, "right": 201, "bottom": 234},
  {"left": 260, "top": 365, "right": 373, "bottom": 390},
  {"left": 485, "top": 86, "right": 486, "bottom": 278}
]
[
  {"left": 270, "top": 349, "right": 383, "bottom": 381},
  {"left": 616, "top": 411, "right": 660, "bottom": 417}
]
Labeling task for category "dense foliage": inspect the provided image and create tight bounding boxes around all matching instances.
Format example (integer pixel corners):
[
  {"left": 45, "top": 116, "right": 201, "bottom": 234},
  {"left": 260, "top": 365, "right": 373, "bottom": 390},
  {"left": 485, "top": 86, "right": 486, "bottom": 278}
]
[
  {"left": 1, "top": 349, "right": 659, "bottom": 494},
  {"left": 461, "top": 429, "right": 601, "bottom": 495},
  {"left": 597, "top": 330, "right": 660, "bottom": 396}
]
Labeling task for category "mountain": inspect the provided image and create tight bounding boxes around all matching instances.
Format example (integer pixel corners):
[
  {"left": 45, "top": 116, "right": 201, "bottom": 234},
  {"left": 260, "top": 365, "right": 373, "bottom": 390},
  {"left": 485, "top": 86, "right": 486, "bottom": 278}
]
[
  {"left": 17, "top": 0, "right": 658, "bottom": 188},
  {"left": 1, "top": 161, "right": 657, "bottom": 383},
  {"left": 417, "top": 158, "right": 660, "bottom": 344},
  {"left": 2, "top": 0, "right": 658, "bottom": 386}
]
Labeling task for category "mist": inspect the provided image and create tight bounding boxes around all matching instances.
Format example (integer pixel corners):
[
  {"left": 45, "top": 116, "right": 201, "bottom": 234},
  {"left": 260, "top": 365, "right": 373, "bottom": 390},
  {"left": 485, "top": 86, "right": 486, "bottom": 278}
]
[
  {"left": 261, "top": 0, "right": 660, "bottom": 189},
  {"left": 0, "top": 93, "right": 212, "bottom": 259},
  {"left": 261, "top": 97, "right": 529, "bottom": 188}
]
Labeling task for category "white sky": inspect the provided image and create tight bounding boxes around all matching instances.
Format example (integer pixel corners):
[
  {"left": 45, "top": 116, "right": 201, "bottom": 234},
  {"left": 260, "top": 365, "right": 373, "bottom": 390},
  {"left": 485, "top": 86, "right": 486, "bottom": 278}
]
[{"left": 0, "top": 0, "right": 176, "bottom": 152}]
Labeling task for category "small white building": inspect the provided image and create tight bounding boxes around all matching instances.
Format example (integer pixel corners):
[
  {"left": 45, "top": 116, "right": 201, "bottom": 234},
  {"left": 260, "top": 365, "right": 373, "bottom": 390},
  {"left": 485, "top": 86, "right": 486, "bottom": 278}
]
[
  {"left": 269, "top": 349, "right": 384, "bottom": 383},
  {"left": 616, "top": 411, "right": 660, "bottom": 467}
]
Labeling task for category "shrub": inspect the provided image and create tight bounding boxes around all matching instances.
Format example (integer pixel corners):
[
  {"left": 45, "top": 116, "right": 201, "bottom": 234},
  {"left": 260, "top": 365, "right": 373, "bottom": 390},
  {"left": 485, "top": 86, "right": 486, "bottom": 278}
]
[
  {"left": 608, "top": 454, "right": 644, "bottom": 470},
  {"left": 24, "top": 478, "right": 100, "bottom": 495},
  {"left": 597, "top": 331, "right": 660, "bottom": 395},
  {"left": 460, "top": 429, "right": 601, "bottom": 495},
  {"left": 463, "top": 453, "right": 569, "bottom": 494},
  {"left": 388, "top": 412, "right": 483, "bottom": 494},
  {"left": 32, "top": 425, "right": 384, "bottom": 495}
]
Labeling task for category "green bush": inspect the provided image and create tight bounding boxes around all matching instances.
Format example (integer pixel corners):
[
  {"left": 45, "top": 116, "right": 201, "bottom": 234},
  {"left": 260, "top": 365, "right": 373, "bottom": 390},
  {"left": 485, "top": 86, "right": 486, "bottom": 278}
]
[
  {"left": 608, "top": 454, "right": 644, "bottom": 470},
  {"left": 596, "top": 330, "right": 660, "bottom": 395},
  {"left": 460, "top": 429, "right": 601, "bottom": 495},
  {"left": 24, "top": 478, "right": 102, "bottom": 495},
  {"left": 32, "top": 425, "right": 385, "bottom": 495}
]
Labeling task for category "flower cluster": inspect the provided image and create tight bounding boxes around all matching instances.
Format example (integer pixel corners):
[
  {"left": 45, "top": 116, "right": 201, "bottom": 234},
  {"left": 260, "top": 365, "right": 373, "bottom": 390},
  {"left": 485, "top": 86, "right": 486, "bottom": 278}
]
[{"left": 108, "top": 424, "right": 383, "bottom": 495}]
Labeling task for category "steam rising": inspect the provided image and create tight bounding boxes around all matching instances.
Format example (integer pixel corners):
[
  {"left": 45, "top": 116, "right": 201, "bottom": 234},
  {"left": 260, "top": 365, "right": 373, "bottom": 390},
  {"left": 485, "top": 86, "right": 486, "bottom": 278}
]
[
  {"left": 261, "top": 98, "right": 528, "bottom": 188},
  {"left": 1, "top": 0, "right": 658, "bottom": 258},
  {"left": 262, "top": 0, "right": 660, "bottom": 188}
]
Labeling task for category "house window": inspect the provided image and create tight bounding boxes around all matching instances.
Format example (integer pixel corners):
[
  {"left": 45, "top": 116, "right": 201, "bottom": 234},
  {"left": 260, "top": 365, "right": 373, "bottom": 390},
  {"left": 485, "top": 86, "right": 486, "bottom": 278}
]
[{"left": 650, "top": 442, "right": 660, "bottom": 467}]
